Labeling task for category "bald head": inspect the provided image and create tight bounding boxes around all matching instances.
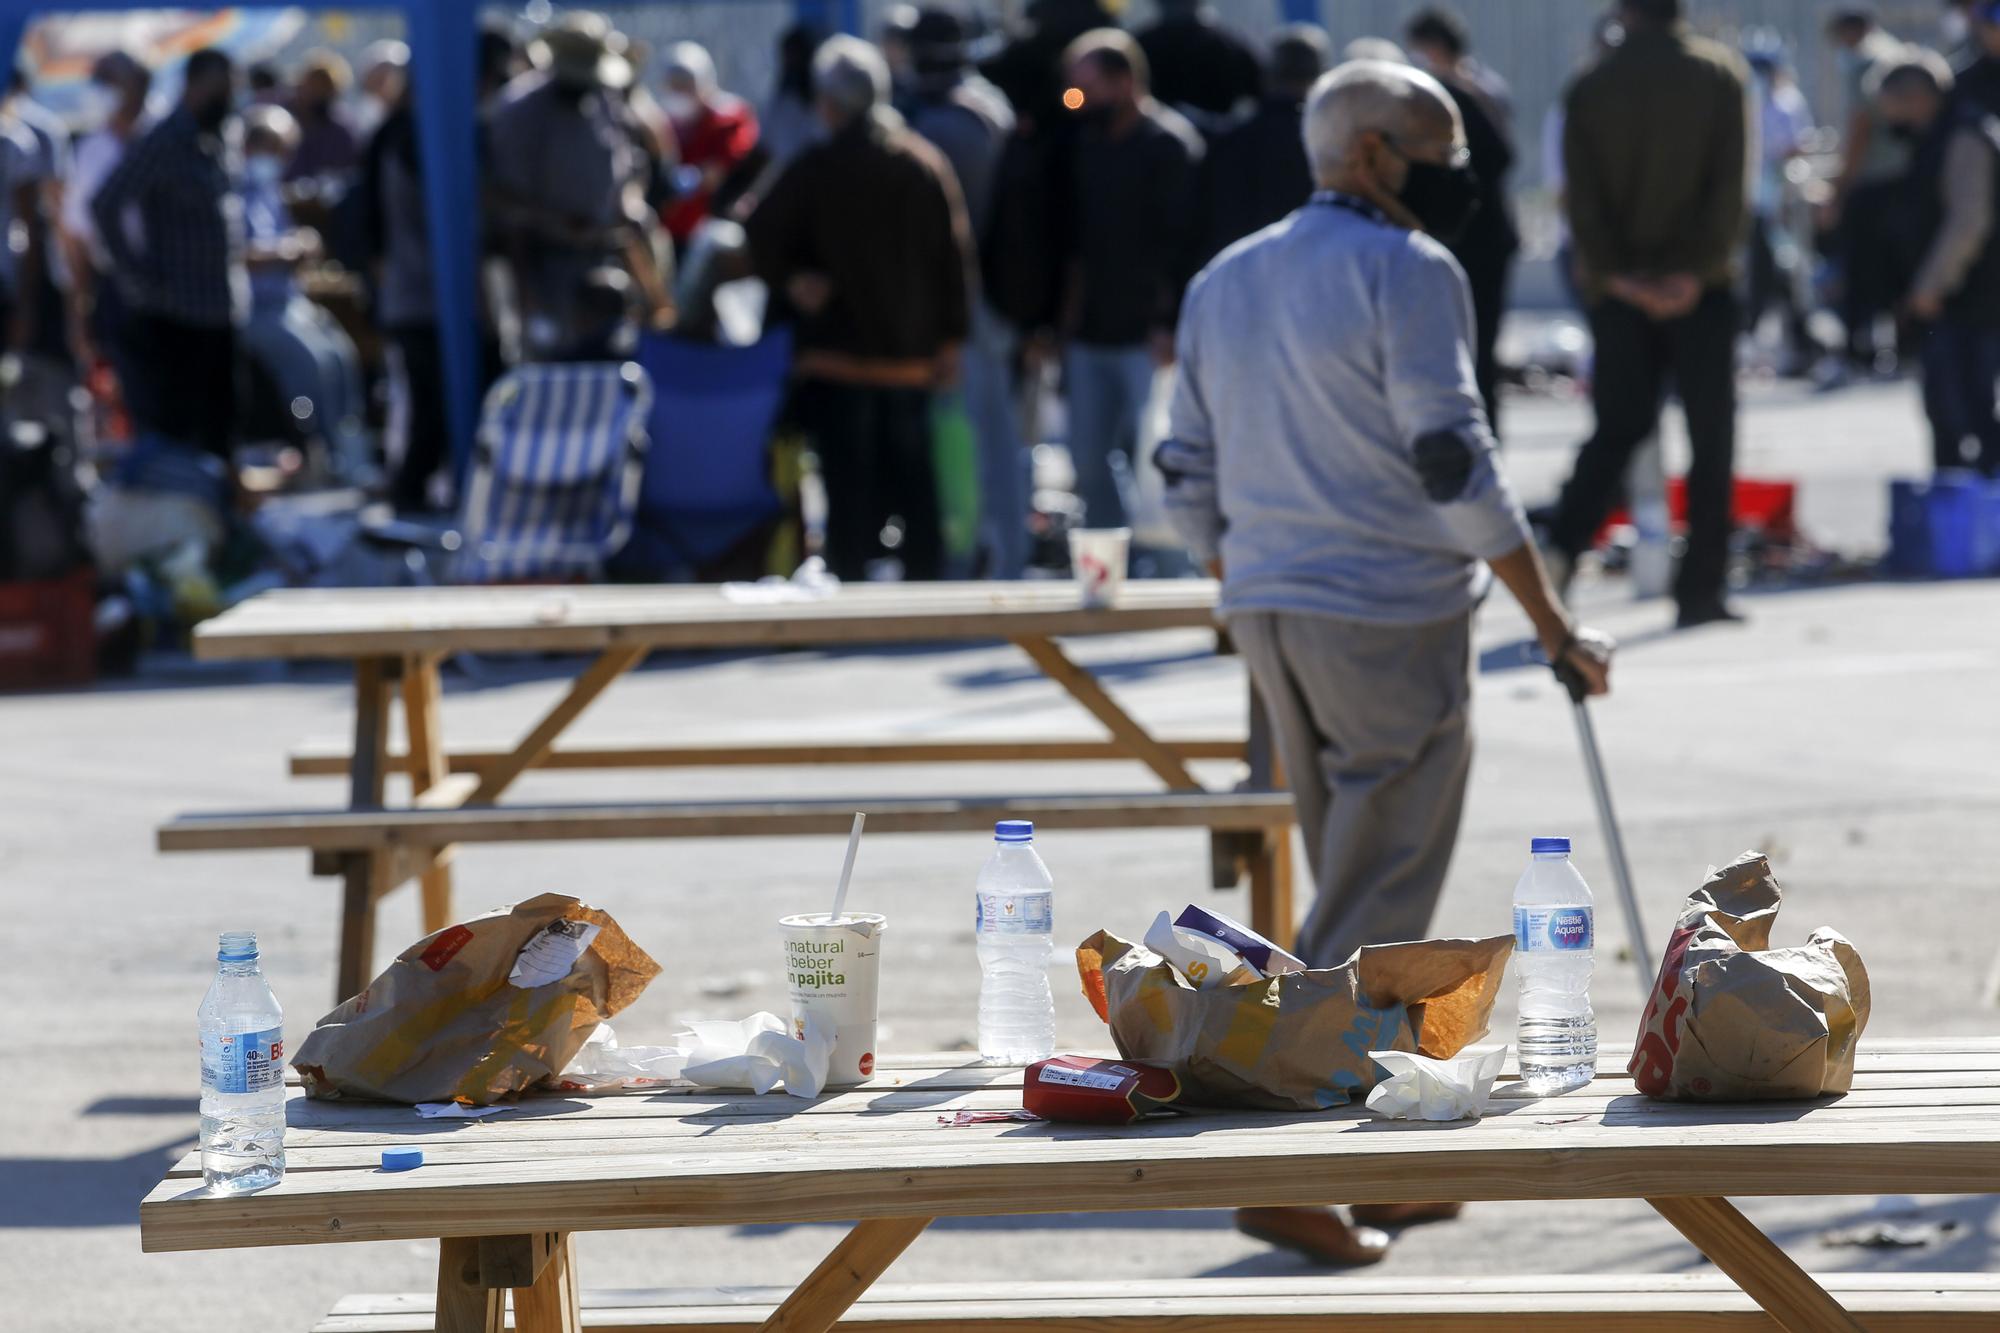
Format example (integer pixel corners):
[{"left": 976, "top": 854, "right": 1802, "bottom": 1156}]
[{"left": 1303, "top": 59, "right": 1460, "bottom": 186}]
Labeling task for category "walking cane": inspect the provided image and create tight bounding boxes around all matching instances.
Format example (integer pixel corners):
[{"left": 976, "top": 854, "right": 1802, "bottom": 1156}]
[{"left": 1553, "top": 656, "right": 1656, "bottom": 998}]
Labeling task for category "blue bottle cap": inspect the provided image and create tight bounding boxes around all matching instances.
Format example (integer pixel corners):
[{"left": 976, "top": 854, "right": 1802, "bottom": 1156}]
[
  {"left": 381, "top": 1147, "right": 424, "bottom": 1172},
  {"left": 1531, "top": 836, "right": 1572, "bottom": 855},
  {"left": 994, "top": 820, "right": 1034, "bottom": 842}
]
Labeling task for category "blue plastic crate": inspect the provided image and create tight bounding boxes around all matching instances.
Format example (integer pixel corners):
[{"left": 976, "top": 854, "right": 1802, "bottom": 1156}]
[{"left": 1888, "top": 473, "right": 2000, "bottom": 577}]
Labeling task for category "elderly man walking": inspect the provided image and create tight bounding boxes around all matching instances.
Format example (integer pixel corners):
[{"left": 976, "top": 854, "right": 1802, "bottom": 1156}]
[{"left": 1160, "top": 59, "right": 1613, "bottom": 1267}]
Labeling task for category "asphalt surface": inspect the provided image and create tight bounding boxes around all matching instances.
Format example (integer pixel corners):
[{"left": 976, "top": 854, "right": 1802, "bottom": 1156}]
[{"left": 5, "top": 379, "right": 1998, "bottom": 1331}]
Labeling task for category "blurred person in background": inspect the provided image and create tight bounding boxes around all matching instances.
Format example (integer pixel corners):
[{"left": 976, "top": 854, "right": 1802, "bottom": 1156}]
[
  {"left": 2, "top": 62, "right": 66, "bottom": 360},
  {"left": 352, "top": 40, "right": 408, "bottom": 141},
  {"left": 285, "top": 49, "right": 358, "bottom": 183},
  {"left": 247, "top": 62, "right": 282, "bottom": 105},
  {"left": 904, "top": 4, "right": 1030, "bottom": 577},
  {"left": 984, "top": 0, "right": 1115, "bottom": 128},
  {"left": 1953, "top": 1, "right": 2000, "bottom": 115},
  {"left": 239, "top": 104, "right": 368, "bottom": 482},
  {"left": 657, "top": 41, "right": 759, "bottom": 249},
  {"left": 1161, "top": 57, "right": 1612, "bottom": 1267},
  {"left": 1823, "top": 6, "right": 1913, "bottom": 377},
  {"left": 1404, "top": 5, "right": 1511, "bottom": 131},
  {"left": 1743, "top": 37, "right": 1817, "bottom": 375},
  {"left": 1402, "top": 6, "right": 1518, "bottom": 437},
  {"left": 1134, "top": 0, "right": 1263, "bottom": 125},
  {"left": 92, "top": 46, "right": 244, "bottom": 460},
  {"left": 1059, "top": 29, "right": 1202, "bottom": 531},
  {"left": 744, "top": 35, "right": 973, "bottom": 581},
  {"left": 486, "top": 12, "right": 664, "bottom": 359},
  {"left": 759, "top": 24, "right": 824, "bottom": 172},
  {"left": 1547, "top": 0, "right": 1749, "bottom": 630},
  {"left": 59, "top": 52, "right": 149, "bottom": 388},
  {"left": 1201, "top": 23, "right": 1326, "bottom": 259},
  {"left": 1875, "top": 52, "right": 2000, "bottom": 472}
]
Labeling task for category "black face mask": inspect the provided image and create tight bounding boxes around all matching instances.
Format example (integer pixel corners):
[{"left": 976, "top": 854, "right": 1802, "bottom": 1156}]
[
  {"left": 1885, "top": 121, "right": 1922, "bottom": 145},
  {"left": 1396, "top": 158, "right": 1481, "bottom": 244}
]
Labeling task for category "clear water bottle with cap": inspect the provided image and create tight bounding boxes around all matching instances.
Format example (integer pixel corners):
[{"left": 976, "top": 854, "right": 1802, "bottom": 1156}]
[
  {"left": 1513, "top": 837, "right": 1597, "bottom": 1094},
  {"left": 975, "top": 820, "right": 1056, "bottom": 1064},
  {"left": 198, "top": 931, "right": 286, "bottom": 1193}
]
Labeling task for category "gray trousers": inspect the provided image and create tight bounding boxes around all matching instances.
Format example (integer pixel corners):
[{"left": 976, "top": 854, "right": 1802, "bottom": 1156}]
[{"left": 1231, "top": 609, "right": 1475, "bottom": 970}]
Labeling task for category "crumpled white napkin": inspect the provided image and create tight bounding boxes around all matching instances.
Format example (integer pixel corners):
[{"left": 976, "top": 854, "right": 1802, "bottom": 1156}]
[
  {"left": 559, "top": 1012, "right": 835, "bottom": 1099},
  {"left": 1364, "top": 1047, "right": 1508, "bottom": 1121}
]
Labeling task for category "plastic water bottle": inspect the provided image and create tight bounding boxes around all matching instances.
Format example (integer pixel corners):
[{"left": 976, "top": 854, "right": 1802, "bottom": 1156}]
[
  {"left": 1513, "top": 837, "right": 1597, "bottom": 1094},
  {"left": 198, "top": 931, "right": 286, "bottom": 1193},
  {"left": 975, "top": 820, "right": 1056, "bottom": 1064}
]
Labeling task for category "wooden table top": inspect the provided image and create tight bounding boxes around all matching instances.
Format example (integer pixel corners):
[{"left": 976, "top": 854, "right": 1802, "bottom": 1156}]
[
  {"left": 139, "top": 1040, "right": 2000, "bottom": 1254},
  {"left": 190, "top": 582, "right": 1224, "bottom": 661}
]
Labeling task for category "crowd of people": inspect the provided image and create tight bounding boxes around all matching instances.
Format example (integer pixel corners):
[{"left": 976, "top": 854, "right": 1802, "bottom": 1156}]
[{"left": 4, "top": 0, "right": 1998, "bottom": 596}]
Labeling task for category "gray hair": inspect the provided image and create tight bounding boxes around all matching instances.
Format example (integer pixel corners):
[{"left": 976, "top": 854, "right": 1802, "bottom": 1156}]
[
  {"left": 813, "top": 34, "right": 888, "bottom": 121},
  {"left": 662, "top": 40, "right": 717, "bottom": 96},
  {"left": 1303, "top": 58, "right": 1456, "bottom": 183}
]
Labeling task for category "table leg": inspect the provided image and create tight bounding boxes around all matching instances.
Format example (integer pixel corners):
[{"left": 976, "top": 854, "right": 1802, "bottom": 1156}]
[
  {"left": 434, "top": 1235, "right": 505, "bottom": 1333},
  {"left": 510, "top": 1232, "right": 581, "bottom": 1333},
  {"left": 756, "top": 1215, "right": 932, "bottom": 1333},
  {"left": 1647, "top": 1196, "right": 1866, "bottom": 1333},
  {"left": 401, "top": 652, "right": 456, "bottom": 933},
  {"left": 1244, "top": 679, "right": 1298, "bottom": 947},
  {"left": 335, "top": 657, "right": 393, "bottom": 1004},
  {"left": 467, "top": 646, "right": 651, "bottom": 805},
  {"left": 1010, "top": 634, "right": 1200, "bottom": 790}
]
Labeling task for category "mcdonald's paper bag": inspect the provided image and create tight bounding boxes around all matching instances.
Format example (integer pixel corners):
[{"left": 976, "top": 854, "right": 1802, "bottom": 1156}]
[
  {"left": 294, "top": 894, "right": 661, "bottom": 1104},
  {"left": 1077, "top": 929, "right": 1513, "bottom": 1111},
  {"left": 1629, "top": 852, "right": 1870, "bottom": 1100}
]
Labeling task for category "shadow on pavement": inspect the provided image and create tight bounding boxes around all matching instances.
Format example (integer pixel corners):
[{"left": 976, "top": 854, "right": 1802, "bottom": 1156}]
[{"left": 0, "top": 1134, "right": 192, "bottom": 1228}]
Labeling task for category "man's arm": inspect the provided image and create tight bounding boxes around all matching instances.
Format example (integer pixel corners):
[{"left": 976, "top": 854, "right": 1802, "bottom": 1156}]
[
  {"left": 927, "top": 148, "right": 975, "bottom": 354},
  {"left": 1910, "top": 128, "right": 1994, "bottom": 314},
  {"left": 1690, "top": 59, "right": 1750, "bottom": 284},
  {"left": 1156, "top": 278, "right": 1223, "bottom": 568},
  {"left": 1148, "top": 129, "right": 1202, "bottom": 355},
  {"left": 90, "top": 125, "right": 159, "bottom": 287},
  {"left": 1561, "top": 76, "right": 1626, "bottom": 286}
]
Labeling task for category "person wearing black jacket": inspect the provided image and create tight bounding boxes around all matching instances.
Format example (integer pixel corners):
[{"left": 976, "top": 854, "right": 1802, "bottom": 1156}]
[
  {"left": 1135, "top": 0, "right": 1264, "bottom": 123},
  {"left": 1201, "top": 24, "right": 1327, "bottom": 260}
]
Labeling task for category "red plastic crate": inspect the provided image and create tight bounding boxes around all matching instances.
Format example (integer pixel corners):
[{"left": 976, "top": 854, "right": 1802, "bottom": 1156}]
[
  {"left": 0, "top": 569, "right": 96, "bottom": 690},
  {"left": 1596, "top": 477, "right": 1799, "bottom": 547}
]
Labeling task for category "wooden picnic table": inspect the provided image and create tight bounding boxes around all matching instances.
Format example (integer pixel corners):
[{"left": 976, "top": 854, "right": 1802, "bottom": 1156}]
[
  {"left": 138, "top": 1040, "right": 2000, "bottom": 1333},
  {"left": 171, "top": 583, "right": 1294, "bottom": 1002}
]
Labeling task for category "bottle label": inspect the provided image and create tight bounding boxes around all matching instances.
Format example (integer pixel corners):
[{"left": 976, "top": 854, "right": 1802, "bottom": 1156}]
[
  {"left": 976, "top": 892, "right": 1052, "bottom": 935},
  {"left": 1515, "top": 905, "right": 1593, "bottom": 952},
  {"left": 202, "top": 1026, "right": 284, "bottom": 1095},
  {"left": 1037, "top": 1062, "right": 1134, "bottom": 1091}
]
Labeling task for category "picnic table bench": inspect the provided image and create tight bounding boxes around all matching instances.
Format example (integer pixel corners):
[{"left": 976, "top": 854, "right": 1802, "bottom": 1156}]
[
  {"left": 158, "top": 583, "right": 1294, "bottom": 1002},
  {"left": 138, "top": 1040, "right": 2000, "bottom": 1333}
]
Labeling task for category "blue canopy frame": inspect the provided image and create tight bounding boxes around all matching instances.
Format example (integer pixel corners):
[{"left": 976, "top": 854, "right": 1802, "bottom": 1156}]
[{"left": 0, "top": 0, "right": 1318, "bottom": 472}]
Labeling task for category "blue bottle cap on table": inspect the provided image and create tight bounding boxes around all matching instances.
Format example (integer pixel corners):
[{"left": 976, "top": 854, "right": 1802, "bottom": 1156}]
[
  {"left": 995, "top": 820, "right": 1034, "bottom": 842},
  {"left": 1531, "top": 836, "right": 1572, "bottom": 855},
  {"left": 381, "top": 1147, "right": 424, "bottom": 1172}
]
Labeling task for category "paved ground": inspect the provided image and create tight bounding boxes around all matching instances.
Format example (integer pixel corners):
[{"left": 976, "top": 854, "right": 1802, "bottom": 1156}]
[{"left": 6, "top": 380, "right": 1999, "bottom": 1331}]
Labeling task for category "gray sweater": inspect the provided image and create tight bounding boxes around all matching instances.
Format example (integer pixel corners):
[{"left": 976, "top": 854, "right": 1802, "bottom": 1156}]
[{"left": 1160, "top": 195, "right": 1531, "bottom": 626}]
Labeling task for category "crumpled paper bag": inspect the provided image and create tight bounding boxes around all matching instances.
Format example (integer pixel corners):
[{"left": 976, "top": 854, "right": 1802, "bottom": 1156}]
[
  {"left": 553, "top": 1012, "right": 835, "bottom": 1099},
  {"left": 1630, "top": 851, "right": 1871, "bottom": 1100},
  {"left": 293, "top": 894, "right": 659, "bottom": 1104},
  {"left": 1078, "top": 930, "right": 1514, "bottom": 1111},
  {"left": 1365, "top": 1047, "right": 1508, "bottom": 1120}
]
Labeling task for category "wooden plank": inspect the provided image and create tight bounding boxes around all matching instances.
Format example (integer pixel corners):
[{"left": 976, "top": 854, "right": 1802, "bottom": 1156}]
[
  {"left": 758, "top": 1216, "right": 931, "bottom": 1333},
  {"left": 290, "top": 738, "right": 1253, "bottom": 777},
  {"left": 158, "top": 791, "right": 1298, "bottom": 854},
  {"left": 1011, "top": 635, "right": 1201, "bottom": 791},
  {"left": 1648, "top": 1195, "right": 1866, "bottom": 1332},
  {"left": 469, "top": 647, "right": 651, "bottom": 805},
  {"left": 478, "top": 1232, "right": 561, "bottom": 1289},
  {"left": 435, "top": 1235, "right": 505, "bottom": 1333},
  {"left": 315, "top": 1275, "right": 2000, "bottom": 1333},
  {"left": 336, "top": 658, "right": 392, "bottom": 1004},
  {"left": 138, "top": 1118, "right": 2000, "bottom": 1251},
  {"left": 191, "top": 582, "right": 1223, "bottom": 661},
  {"left": 511, "top": 1232, "right": 582, "bottom": 1333},
  {"left": 401, "top": 654, "right": 457, "bottom": 933}
]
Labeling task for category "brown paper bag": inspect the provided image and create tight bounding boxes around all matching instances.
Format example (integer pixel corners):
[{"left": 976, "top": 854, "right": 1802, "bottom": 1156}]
[
  {"left": 1078, "top": 930, "right": 1513, "bottom": 1111},
  {"left": 293, "top": 894, "right": 661, "bottom": 1104},
  {"left": 1629, "top": 852, "right": 1870, "bottom": 1100}
]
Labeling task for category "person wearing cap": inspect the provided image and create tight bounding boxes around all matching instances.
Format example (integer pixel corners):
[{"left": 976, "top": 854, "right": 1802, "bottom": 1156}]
[
  {"left": 903, "top": 5, "right": 1032, "bottom": 578},
  {"left": 1875, "top": 51, "right": 2000, "bottom": 472},
  {"left": 1160, "top": 57, "right": 1612, "bottom": 1269},
  {"left": 486, "top": 11, "right": 663, "bottom": 357},
  {"left": 743, "top": 35, "right": 975, "bottom": 582},
  {"left": 657, "top": 42, "right": 759, "bottom": 247},
  {"left": 1200, "top": 24, "right": 1327, "bottom": 261}
]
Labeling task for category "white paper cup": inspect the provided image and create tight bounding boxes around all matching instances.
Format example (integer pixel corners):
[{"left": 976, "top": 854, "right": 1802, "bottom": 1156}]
[
  {"left": 1069, "top": 527, "right": 1132, "bottom": 608},
  {"left": 779, "top": 912, "right": 885, "bottom": 1086}
]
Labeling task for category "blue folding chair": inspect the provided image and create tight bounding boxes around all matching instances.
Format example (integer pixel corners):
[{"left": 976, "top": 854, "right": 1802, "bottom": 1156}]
[
  {"left": 454, "top": 362, "right": 653, "bottom": 583},
  {"left": 619, "top": 328, "right": 792, "bottom": 579}
]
